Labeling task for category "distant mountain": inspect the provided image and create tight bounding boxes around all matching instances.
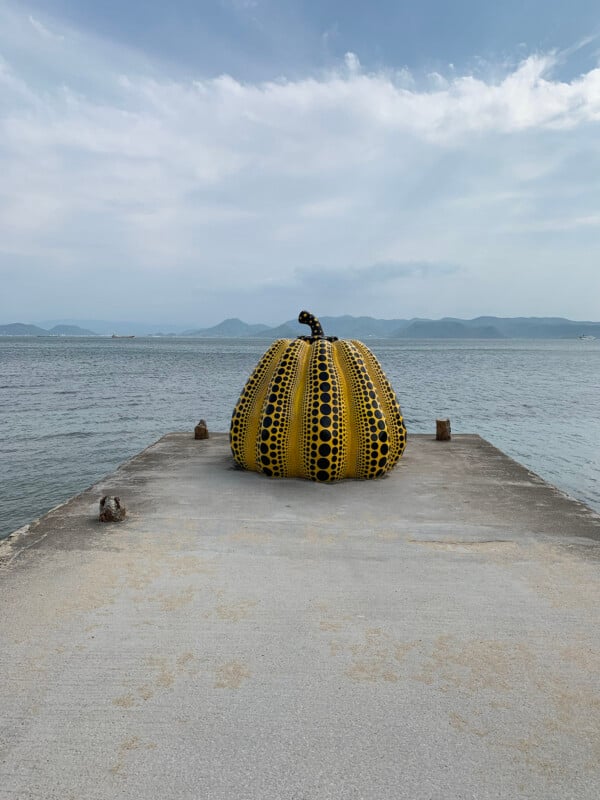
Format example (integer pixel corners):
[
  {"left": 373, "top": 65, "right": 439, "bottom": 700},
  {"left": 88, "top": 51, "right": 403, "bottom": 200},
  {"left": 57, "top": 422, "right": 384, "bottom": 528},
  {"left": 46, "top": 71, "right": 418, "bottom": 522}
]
[
  {"left": 281, "top": 315, "right": 408, "bottom": 339},
  {"left": 0, "top": 323, "right": 49, "bottom": 336},
  {"left": 48, "top": 324, "right": 97, "bottom": 336},
  {"left": 193, "top": 315, "right": 415, "bottom": 340},
  {"left": 258, "top": 323, "right": 298, "bottom": 338},
  {"left": 261, "top": 314, "right": 600, "bottom": 340},
  {"left": 394, "top": 320, "right": 503, "bottom": 339},
  {"left": 184, "top": 318, "right": 271, "bottom": 337},
  {"left": 38, "top": 319, "right": 192, "bottom": 336},
  {"left": 467, "top": 317, "right": 600, "bottom": 339},
  {"left": 4, "top": 314, "right": 600, "bottom": 339}
]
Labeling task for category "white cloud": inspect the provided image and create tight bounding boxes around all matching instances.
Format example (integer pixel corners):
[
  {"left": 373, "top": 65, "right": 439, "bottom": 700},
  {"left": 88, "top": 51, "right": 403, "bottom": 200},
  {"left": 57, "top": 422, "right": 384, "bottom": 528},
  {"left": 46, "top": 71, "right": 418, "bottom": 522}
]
[
  {"left": 1, "top": 6, "right": 600, "bottom": 322},
  {"left": 28, "top": 14, "right": 64, "bottom": 41},
  {"left": 344, "top": 51, "right": 361, "bottom": 74}
]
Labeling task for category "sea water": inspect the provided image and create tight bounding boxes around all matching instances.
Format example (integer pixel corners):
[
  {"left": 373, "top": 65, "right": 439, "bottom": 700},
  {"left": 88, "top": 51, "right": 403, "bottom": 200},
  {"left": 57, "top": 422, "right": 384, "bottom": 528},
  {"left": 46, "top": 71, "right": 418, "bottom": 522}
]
[{"left": 1, "top": 336, "right": 599, "bottom": 539}]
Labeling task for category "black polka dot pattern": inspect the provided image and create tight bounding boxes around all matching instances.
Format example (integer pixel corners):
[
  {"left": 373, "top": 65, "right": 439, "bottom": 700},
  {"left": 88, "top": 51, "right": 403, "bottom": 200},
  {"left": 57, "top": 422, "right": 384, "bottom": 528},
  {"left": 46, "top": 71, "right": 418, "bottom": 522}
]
[
  {"left": 255, "top": 339, "right": 304, "bottom": 477},
  {"left": 230, "top": 339, "right": 289, "bottom": 470},
  {"left": 335, "top": 341, "right": 392, "bottom": 478},
  {"left": 230, "top": 334, "right": 407, "bottom": 481},
  {"left": 301, "top": 338, "right": 346, "bottom": 482},
  {"left": 353, "top": 341, "right": 407, "bottom": 467}
]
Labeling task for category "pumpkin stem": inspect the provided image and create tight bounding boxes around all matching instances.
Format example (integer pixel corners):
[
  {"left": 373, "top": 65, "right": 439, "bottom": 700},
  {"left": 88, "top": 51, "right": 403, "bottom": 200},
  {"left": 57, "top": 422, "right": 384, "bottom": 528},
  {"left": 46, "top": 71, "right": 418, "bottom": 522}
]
[{"left": 297, "top": 311, "right": 338, "bottom": 343}]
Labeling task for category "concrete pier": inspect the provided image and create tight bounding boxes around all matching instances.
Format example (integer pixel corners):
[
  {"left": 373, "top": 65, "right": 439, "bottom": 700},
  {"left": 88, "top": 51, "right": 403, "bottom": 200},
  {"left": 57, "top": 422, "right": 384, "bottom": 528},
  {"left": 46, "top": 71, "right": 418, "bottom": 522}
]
[{"left": 1, "top": 433, "right": 600, "bottom": 799}]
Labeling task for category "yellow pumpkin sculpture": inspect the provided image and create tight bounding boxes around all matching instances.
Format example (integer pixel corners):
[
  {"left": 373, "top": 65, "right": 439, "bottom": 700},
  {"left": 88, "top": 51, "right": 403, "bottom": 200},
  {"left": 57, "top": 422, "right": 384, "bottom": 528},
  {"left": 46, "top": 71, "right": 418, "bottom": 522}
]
[{"left": 230, "top": 311, "right": 407, "bottom": 481}]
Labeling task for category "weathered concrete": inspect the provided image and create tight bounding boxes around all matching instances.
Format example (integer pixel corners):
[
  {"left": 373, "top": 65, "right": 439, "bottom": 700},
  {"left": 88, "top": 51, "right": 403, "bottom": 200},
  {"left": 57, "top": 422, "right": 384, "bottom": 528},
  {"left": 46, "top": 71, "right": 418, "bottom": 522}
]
[{"left": 1, "top": 433, "right": 600, "bottom": 800}]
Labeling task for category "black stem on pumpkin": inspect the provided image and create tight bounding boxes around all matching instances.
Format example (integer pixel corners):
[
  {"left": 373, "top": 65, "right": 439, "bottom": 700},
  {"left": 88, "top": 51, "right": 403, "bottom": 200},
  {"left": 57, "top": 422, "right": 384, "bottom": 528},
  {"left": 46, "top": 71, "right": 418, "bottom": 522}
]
[
  {"left": 297, "top": 310, "right": 338, "bottom": 343},
  {"left": 298, "top": 310, "right": 324, "bottom": 338}
]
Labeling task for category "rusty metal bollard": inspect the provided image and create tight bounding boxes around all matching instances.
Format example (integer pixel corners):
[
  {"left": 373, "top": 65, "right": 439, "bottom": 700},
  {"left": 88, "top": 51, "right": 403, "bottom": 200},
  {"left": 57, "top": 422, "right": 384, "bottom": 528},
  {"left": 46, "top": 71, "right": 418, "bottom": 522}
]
[
  {"left": 194, "top": 419, "right": 209, "bottom": 440},
  {"left": 436, "top": 419, "right": 451, "bottom": 441},
  {"left": 99, "top": 496, "right": 127, "bottom": 522}
]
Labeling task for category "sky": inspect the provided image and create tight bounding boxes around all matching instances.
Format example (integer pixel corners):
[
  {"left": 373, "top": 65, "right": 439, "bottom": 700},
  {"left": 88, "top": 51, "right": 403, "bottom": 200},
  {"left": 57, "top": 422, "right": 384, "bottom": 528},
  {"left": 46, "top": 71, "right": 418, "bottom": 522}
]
[{"left": 1, "top": 0, "right": 600, "bottom": 326}]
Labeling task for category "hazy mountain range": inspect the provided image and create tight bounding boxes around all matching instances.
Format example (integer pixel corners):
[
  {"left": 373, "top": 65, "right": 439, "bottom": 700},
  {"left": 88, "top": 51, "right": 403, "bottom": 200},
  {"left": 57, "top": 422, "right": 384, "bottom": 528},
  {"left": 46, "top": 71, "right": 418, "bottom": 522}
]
[
  {"left": 1, "top": 316, "right": 599, "bottom": 339},
  {"left": 0, "top": 323, "right": 98, "bottom": 336},
  {"left": 182, "top": 315, "right": 600, "bottom": 339}
]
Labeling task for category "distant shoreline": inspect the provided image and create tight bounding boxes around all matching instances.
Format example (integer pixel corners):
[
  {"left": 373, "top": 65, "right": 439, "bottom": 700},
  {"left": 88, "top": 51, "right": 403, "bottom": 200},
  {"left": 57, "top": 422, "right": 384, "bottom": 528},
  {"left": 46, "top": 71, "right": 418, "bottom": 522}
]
[{"left": 2, "top": 314, "right": 600, "bottom": 340}]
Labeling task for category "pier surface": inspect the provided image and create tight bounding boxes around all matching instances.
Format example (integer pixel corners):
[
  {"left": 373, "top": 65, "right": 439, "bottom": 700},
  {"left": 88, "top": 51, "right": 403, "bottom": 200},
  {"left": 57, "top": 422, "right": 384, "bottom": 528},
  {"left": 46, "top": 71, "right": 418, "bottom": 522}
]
[{"left": 1, "top": 433, "right": 600, "bottom": 799}]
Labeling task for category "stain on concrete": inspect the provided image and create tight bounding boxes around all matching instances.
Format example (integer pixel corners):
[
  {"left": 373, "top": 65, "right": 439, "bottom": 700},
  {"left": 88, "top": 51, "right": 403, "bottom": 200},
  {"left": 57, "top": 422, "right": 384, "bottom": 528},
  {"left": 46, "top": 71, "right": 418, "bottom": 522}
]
[
  {"left": 344, "top": 629, "right": 416, "bottom": 684},
  {"left": 414, "top": 635, "right": 536, "bottom": 692},
  {"left": 214, "top": 660, "right": 251, "bottom": 689},
  {"left": 109, "top": 735, "right": 141, "bottom": 775},
  {"left": 113, "top": 651, "right": 202, "bottom": 708},
  {"left": 319, "top": 619, "right": 344, "bottom": 632},
  {"left": 138, "top": 684, "right": 155, "bottom": 702},
  {"left": 113, "top": 694, "right": 136, "bottom": 709},
  {"left": 155, "top": 586, "right": 196, "bottom": 612},
  {"left": 109, "top": 735, "right": 156, "bottom": 776},
  {"left": 329, "top": 640, "right": 344, "bottom": 656},
  {"left": 526, "top": 542, "right": 600, "bottom": 609},
  {"left": 145, "top": 655, "right": 175, "bottom": 688},
  {"left": 215, "top": 599, "right": 257, "bottom": 621},
  {"left": 176, "top": 651, "right": 195, "bottom": 669},
  {"left": 413, "top": 633, "right": 600, "bottom": 784},
  {"left": 303, "top": 527, "right": 338, "bottom": 546}
]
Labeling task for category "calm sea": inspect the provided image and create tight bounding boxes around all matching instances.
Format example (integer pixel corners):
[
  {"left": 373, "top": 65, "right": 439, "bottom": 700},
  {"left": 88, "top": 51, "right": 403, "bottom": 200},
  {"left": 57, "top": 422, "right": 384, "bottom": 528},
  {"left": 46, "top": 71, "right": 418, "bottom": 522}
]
[{"left": 1, "top": 336, "right": 599, "bottom": 539}]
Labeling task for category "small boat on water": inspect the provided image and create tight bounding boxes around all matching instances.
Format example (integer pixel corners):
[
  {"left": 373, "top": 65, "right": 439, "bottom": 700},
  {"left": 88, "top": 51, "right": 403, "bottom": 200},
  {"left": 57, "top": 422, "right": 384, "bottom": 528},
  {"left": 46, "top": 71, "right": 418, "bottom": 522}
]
[
  {"left": 578, "top": 334, "right": 596, "bottom": 341},
  {"left": 111, "top": 334, "right": 135, "bottom": 339}
]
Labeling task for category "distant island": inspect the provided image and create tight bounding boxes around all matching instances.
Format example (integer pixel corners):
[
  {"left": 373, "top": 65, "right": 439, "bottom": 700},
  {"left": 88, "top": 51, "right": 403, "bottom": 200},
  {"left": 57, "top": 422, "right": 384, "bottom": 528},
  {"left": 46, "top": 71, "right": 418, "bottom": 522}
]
[
  {"left": 180, "top": 315, "right": 600, "bottom": 340},
  {"left": 1, "top": 316, "right": 600, "bottom": 340},
  {"left": 0, "top": 323, "right": 98, "bottom": 336}
]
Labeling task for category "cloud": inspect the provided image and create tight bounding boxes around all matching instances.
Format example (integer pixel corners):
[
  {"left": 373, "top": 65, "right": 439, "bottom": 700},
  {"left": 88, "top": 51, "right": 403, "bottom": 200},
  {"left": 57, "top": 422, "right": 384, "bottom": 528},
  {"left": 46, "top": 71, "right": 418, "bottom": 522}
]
[
  {"left": 292, "top": 261, "right": 461, "bottom": 291},
  {"left": 1, "top": 3, "right": 600, "bottom": 323},
  {"left": 344, "top": 51, "right": 361, "bottom": 74},
  {"left": 28, "top": 14, "right": 64, "bottom": 41},
  {"left": 194, "top": 261, "right": 465, "bottom": 325}
]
